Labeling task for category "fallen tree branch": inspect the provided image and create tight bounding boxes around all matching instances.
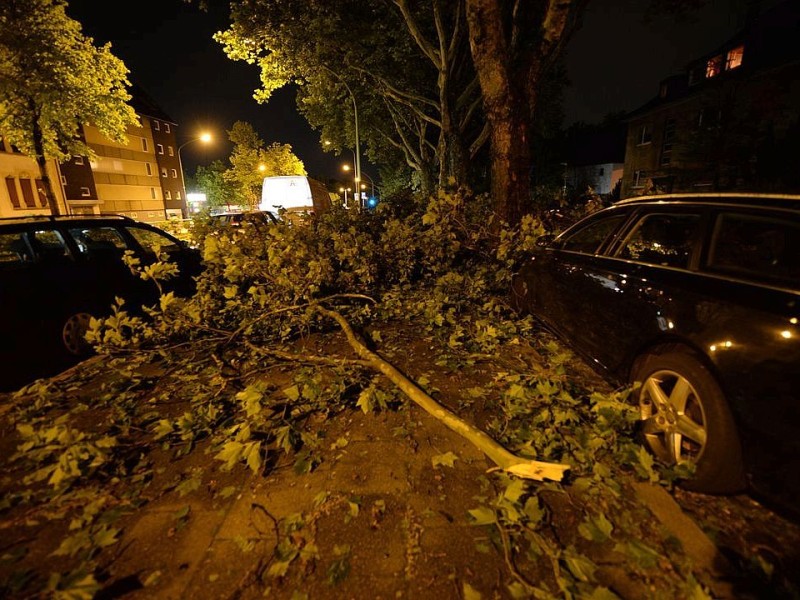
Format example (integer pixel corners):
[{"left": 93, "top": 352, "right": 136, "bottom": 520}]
[{"left": 315, "top": 305, "right": 570, "bottom": 482}]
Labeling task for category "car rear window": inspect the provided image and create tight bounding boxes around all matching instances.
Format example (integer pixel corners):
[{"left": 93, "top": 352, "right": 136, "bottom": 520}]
[
  {"left": 707, "top": 212, "right": 800, "bottom": 289},
  {"left": 126, "top": 225, "right": 180, "bottom": 254},
  {"left": 617, "top": 212, "right": 701, "bottom": 269}
]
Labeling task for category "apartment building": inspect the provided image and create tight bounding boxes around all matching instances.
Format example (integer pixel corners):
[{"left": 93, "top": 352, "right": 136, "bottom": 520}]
[
  {"left": 621, "top": 0, "right": 800, "bottom": 198},
  {"left": 1, "top": 85, "right": 188, "bottom": 221}
]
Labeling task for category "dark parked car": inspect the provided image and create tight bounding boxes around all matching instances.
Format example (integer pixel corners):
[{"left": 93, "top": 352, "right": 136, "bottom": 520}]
[
  {"left": 511, "top": 193, "right": 800, "bottom": 512},
  {"left": 0, "top": 214, "right": 203, "bottom": 373},
  {"left": 209, "top": 210, "right": 278, "bottom": 229}
]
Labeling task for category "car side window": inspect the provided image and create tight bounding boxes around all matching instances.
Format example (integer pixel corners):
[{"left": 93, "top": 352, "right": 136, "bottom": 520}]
[
  {"left": 617, "top": 213, "right": 701, "bottom": 269},
  {"left": 69, "top": 226, "right": 129, "bottom": 257},
  {"left": 707, "top": 212, "right": 800, "bottom": 288},
  {"left": 29, "top": 229, "right": 71, "bottom": 262},
  {"left": 557, "top": 215, "right": 626, "bottom": 254},
  {"left": 0, "top": 232, "right": 33, "bottom": 266},
  {"left": 127, "top": 226, "right": 180, "bottom": 255}
]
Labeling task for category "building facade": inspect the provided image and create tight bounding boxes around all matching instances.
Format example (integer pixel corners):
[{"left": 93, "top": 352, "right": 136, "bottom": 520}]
[
  {"left": 1, "top": 86, "right": 189, "bottom": 221},
  {"left": 621, "top": 0, "right": 800, "bottom": 198}
]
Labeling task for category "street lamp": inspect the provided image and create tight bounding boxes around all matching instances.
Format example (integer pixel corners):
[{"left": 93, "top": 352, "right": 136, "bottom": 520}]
[
  {"left": 175, "top": 132, "right": 212, "bottom": 218},
  {"left": 344, "top": 164, "right": 377, "bottom": 203},
  {"left": 321, "top": 67, "right": 360, "bottom": 195}
]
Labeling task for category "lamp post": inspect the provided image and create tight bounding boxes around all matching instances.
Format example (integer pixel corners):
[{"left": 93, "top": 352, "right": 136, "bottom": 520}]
[
  {"left": 343, "top": 163, "right": 377, "bottom": 206},
  {"left": 359, "top": 170, "right": 377, "bottom": 198},
  {"left": 177, "top": 132, "right": 212, "bottom": 216},
  {"left": 321, "top": 67, "right": 360, "bottom": 197}
]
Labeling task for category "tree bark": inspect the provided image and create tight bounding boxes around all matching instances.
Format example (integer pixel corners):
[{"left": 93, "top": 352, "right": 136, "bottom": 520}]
[
  {"left": 466, "top": 0, "right": 580, "bottom": 227},
  {"left": 31, "top": 100, "right": 61, "bottom": 215}
]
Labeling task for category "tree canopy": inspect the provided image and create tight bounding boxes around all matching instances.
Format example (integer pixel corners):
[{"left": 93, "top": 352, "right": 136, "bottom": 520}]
[
  {"left": 0, "top": 0, "right": 139, "bottom": 213},
  {"left": 190, "top": 121, "right": 306, "bottom": 211}
]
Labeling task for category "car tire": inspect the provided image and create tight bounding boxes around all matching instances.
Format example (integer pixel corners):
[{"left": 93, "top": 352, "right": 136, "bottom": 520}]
[
  {"left": 631, "top": 348, "right": 746, "bottom": 494},
  {"left": 61, "top": 312, "right": 95, "bottom": 357}
]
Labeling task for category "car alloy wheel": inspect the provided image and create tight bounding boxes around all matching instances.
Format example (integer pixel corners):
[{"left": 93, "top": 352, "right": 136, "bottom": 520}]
[
  {"left": 62, "top": 312, "right": 94, "bottom": 356},
  {"left": 638, "top": 368, "right": 707, "bottom": 465},
  {"left": 632, "top": 348, "right": 745, "bottom": 493}
]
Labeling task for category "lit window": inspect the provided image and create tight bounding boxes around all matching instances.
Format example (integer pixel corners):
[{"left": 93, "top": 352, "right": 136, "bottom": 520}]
[
  {"left": 726, "top": 45, "right": 744, "bottom": 70},
  {"left": 165, "top": 190, "right": 172, "bottom": 200},
  {"left": 171, "top": 169, "right": 177, "bottom": 178},
  {"left": 157, "top": 144, "right": 164, "bottom": 155},
  {"left": 706, "top": 55, "right": 723, "bottom": 78},
  {"left": 176, "top": 191, "right": 182, "bottom": 200},
  {"left": 168, "top": 146, "right": 174, "bottom": 156},
  {"left": 161, "top": 168, "right": 168, "bottom": 178}
]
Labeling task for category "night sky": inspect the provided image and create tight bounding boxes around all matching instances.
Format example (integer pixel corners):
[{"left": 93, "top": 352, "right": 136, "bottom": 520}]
[{"left": 65, "top": 0, "right": 747, "bottom": 180}]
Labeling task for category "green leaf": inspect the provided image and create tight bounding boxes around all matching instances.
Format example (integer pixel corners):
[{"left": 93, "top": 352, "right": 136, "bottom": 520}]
[
  {"left": 283, "top": 385, "right": 301, "bottom": 401},
  {"left": 267, "top": 560, "right": 292, "bottom": 578},
  {"left": 463, "top": 582, "right": 482, "bottom": 600},
  {"left": 589, "top": 587, "right": 621, "bottom": 599},
  {"left": 523, "top": 496, "right": 545, "bottom": 526},
  {"left": 616, "top": 539, "right": 661, "bottom": 569},
  {"left": 176, "top": 474, "right": 202, "bottom": 497},
  {"left": 431, "top": 452, "right": 458, "bottom": 468},
  {"left": 92, "top": 526, "right": 120, "bottom": 548},
  {"left": 563, "top": 551, "right": 597, "bottom": 582},
  {"left": 219, "top": 486, "right": 238, "bottom": 499},
  {"left": 215, "top": 441, "right": 243, "bottom": 471},
  {"left": 51, "top": 531, "right": 90, "bottom": 558},
  {"left": 356, "top": 387, "right": 375, "bottom": 414},
  {"left": 327, "top": 545, "right": 351, "bottom": 585},
  {"left": 578, "top": 512, "right": 614, "bottom": 542},
  {"left": 242, "top": 441, "right": 263, "bottom": 473},
  {"left": 236, "top": 385, "right": 264, "bottom": 417},
  {"left": 468, "top": 507, "right": 496, "bottom": 525},
  {"left": 142, "top": 570, "right": 162, "bottom": 587},
  {"left": 503, "top": 479, "right": 527, "bottom": 503}
]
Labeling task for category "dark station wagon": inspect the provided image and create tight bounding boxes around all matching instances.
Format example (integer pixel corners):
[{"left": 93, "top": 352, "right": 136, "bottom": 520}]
[
  {"left": 0, "top": 215, "right": 203, "bottom": 386},
  {"left": 511, "top": 193, "right": 800, "bottom": 515}
]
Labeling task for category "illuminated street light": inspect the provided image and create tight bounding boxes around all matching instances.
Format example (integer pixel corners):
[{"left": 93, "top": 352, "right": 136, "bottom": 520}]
[
  {"left": 178, "top": 132, "right": 212, "bottom": 179},
  {"left": 176, "top": 132, "right": 212, "bottom": 217}
]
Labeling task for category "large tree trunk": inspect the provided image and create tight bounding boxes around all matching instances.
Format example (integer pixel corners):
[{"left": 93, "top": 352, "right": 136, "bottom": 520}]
[
  {"left": 466, "top": 0, "right": 579, "bottom": 227},
  {"left": 465, "top": 0, "right": 530, "bottom": 227},
  {"left": 31, "top": 104, "right": 61, "bottom": 215},
  {"left": 486, "top": 98, "right": 532, "bottom": 227}
]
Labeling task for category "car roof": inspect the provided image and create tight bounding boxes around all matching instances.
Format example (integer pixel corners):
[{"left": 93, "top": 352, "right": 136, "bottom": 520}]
[
  {"left": 0, "top": 214, "right": 140, "bottom": 227},
  {"left": 614, "top": 193, "right": 800, "bottom": 211}
]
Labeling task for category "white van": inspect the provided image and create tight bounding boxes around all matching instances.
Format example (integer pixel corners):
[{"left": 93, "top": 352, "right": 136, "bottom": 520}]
[{"left": 259, "top": 176, "right": 332, "bottom": 221}]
